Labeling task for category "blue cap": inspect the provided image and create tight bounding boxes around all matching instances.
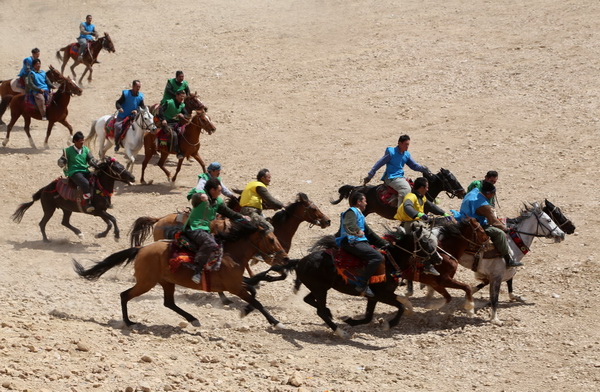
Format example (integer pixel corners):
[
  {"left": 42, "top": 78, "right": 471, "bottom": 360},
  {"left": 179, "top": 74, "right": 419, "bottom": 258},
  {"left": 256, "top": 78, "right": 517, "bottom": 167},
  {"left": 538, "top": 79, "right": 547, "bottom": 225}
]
[{"left": 207, "top": 162, "right": 221, "bottom": 171}]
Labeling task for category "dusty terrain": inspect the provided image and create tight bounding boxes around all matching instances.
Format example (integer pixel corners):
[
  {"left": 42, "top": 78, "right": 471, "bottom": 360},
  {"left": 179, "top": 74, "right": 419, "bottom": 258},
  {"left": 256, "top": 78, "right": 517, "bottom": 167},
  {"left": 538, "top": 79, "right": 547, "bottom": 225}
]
[{"left": 1, "top": 1, "right": 599, "bottom": 391}]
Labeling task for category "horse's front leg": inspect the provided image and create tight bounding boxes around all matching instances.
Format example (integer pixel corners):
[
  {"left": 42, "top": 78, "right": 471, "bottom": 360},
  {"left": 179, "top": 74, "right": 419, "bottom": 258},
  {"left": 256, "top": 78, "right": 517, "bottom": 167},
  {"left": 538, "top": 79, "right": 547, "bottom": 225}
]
[
  {"left": 156, "top": 152, "right": 172, "bottom": 182},
  {"left": 43, "top": 121, "right": 56, "bottom": 149},
  {"left": 95, "top": 210, "right": 118, "bottom": 239},
  {"left": 170, "top": 156, "right": 184, "bottom": 183},
  {"left": 190, "top": 153, "right": 207, "bottom": 174},
  {"left": 70, "top": 62, "right": 78, "bottom": 79},
  {"left": 61, "top": 210, "right": 83, "bottom": 239},
  {"left": 56, "top": 118, "right": 74, "bottom": 147},
  {"left": 23, "top": 116, "right": 37, "bottom": 149},
  {"left": 87, "top": 66, "right": 94, "bottom": 83}
]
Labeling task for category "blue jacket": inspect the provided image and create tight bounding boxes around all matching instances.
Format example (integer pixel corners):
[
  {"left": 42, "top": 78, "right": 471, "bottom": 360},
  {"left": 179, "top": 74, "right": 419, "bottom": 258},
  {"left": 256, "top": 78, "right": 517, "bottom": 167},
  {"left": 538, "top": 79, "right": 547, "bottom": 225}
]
[
  {"left": 79, "top": 22, "right": 96, "bottom": 40},
  {"left": 29, "top": 70, "right": 49, "bottom": 91},
  {"left": 335, "top": 207, "right": 368, "bottom": 246},
  {"left": 18, "top": 56, "right": 34, "bottom": 78},
  {"left": 459, "top": 188, "right": 491, "bottom": 226},
  {"left": 117, "top": 90, "right": 145, "bottom": 119},
  {"left": 368, "top": 146, "right": 426, "bottom": 180}
]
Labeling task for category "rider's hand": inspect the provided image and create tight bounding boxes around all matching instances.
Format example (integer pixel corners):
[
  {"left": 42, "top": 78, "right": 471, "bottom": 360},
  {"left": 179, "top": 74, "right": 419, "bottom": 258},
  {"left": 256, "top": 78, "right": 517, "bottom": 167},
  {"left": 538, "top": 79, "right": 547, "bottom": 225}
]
[
  {"left": 423, "top": 166, "right": 433, "bottom": 177},
  {"left": 443, "top": 212, "right": 453, "bottom": 222},
  {"left": 118, "top": 108, "right": 124, "bottom": 113},
  {"left": 131, "top": 110, "right": 138, "bottom": 116},
  {"left": 363, "top": 176, "right": 371, "bottom": 186},
  {"left": 417, "top": 212, "right": 429, "bottom": 222}
]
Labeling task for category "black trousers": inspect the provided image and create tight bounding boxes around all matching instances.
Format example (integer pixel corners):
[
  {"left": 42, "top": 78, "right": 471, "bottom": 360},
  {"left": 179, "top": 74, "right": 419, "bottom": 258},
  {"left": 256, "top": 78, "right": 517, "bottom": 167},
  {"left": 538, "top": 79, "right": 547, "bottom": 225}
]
[
  {"left": 340, "top": 238, "right": 383, "bottom": 284},
  {"left": 71, "top": 172, "right": 92, "bottom": 195}
]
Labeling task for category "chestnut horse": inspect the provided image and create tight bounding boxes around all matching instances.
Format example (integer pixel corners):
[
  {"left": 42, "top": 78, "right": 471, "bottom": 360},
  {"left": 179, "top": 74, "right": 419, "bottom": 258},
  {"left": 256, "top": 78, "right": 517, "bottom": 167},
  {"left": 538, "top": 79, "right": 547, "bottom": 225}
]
[
  {"left": 140, "top": 107, "right": 216, "bottom": 184},
  {"left": 2, "top": 68, "right": 82, "bottom": 149},
  {"left": 331, "top": 168, "right": 466, "bottom": 220},
  {"left": 73, "top": 220, "right": 289, "bottom": 328},
  {"left": 0, "top": 66, "right": 63, "bottom": 125},
  {"left": 56, "top": 33, "right": 115, "bottom": 84},
  {"left": 11, "top": 157, "right": 135, "bottom": 242}
]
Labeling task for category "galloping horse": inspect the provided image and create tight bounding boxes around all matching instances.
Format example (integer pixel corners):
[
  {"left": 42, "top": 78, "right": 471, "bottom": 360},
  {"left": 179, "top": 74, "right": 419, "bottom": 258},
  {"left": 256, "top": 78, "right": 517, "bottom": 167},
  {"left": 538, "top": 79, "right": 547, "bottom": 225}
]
[
  {"left": 0, "top": 66, "right": 63, "bottom": 125},
  {"left": 331, "top": 168, "right": 466, "bottom": 220},
  {"left": 459, "top": 203, "right": 565, "bottom": 325},
  {"left": 2, "top": 68, "right": 82, "bottom": 149},
  {"left": 282, "top": 227, "right": 442, "bottom": 337},
  {"left": 85, "top": 106, "right": 156, "bottom": 173},
  {"left": 73, "top": 220, "right": 289, "bottom": 328},
  {"left": 56, "top": 33, "right": 115, "bottom": 84},
  {"left": 11, "top": 157, "right": 135, "bottom": 242},
  {"left": 140, "top": 107, "right": 216, "bottom": 184}
]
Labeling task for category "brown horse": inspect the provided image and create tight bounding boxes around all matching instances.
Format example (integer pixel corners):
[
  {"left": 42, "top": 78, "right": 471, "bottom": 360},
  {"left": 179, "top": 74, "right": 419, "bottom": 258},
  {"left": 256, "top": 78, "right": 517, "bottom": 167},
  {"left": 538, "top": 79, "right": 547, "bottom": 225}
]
[
  {"left": 56, "top": 33, "right": 115, "bottom": 84},
  {"left": 0, "top": 66, "right": 63, "bottom": 125},
  {"left": 73, "top": 220, "right": 289, "bottom": 328},
  {"left": 140, "top": 107, "right": 216, "bottom": 184},
  {"left": 2, "top": 68, "right": 83, "bottom": 149}
]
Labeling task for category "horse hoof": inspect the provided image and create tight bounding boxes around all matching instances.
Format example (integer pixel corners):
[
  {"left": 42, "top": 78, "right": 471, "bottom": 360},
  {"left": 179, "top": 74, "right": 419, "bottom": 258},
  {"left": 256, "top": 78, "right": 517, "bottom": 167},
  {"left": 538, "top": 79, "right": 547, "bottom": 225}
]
[
  {"left": 77, "top": 233, "right": 84, "bottom": 239},
  {"left": 490, "top": 318, "right": 503, "bottom": 326},
  {"left": 405, "top": 289, "right": 414, "bottom": 297},
  {"left": 381, "top": 320, "right": 391, "bottom": 331},
  {"left": 2, "top": 138, "right": 8, "bottom": 147},
  {"left": 43, "top": 143, "right": 50, "bottom": 150},
  {"left": 273, "top": 322, "right": 285, "bottom": 330},
  {"left": 509, "top": 294, "right": 526, "bottom": 302},
  {"left": 95, "top": 233, "right": 107, "bottom": 239},
  {"left": 240, "top": 309, "right": 248, "bottom": 319},
  {"left": 191, "top": 320, "right": 201, "bottom": 327},
  {"left": 333, "top": 327, "right": 349, "bottom": 339}
]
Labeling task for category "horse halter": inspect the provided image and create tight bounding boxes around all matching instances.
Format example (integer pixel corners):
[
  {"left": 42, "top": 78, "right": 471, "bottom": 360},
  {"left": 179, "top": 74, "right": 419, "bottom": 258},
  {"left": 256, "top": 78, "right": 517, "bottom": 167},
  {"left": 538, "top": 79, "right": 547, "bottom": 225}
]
[
  {"left": 135, "top": 109, "right": 155, "bottom": 131},
  {"left": 99, "top": 160, "right": 128, "bottom": 181},
  {"left": 250, "top": 229, "right": 287, "bottom": 264},
  {"left": 293, "top": 202, "right": 325, "bottom": 228},
  {"left": 511, "top": 209, "right": 562, "bottom": 239},
  {"left": 545, "top": 204, "right": 574, "bottom": 230},
  {"left": 427, "top": 171, "right": 464, "bottom": 200},
  {"left": 390, "top": 231, "right": 440, "bottom": 262}
]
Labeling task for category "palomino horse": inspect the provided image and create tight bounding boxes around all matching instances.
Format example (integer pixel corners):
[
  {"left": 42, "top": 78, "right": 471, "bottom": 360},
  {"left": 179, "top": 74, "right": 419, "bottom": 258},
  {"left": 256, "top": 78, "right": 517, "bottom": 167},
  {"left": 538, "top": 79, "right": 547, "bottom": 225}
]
[
  {"left": 280, "top": 227, "right": 442, "bottom": 337},
  {"left": 73, "top": 220, "right": 289, "bottom": 328},
  {"left": 85, "top": 106, "right": 156, "bottom": 173},
  {"left": 56, "top": 33, "right": 116, "bottom": 84},
  {"left": 459, "top": 203, "right": 565, "bottom": 325},
  {"left": 129, "top": 193, "right": 332, "bottom": 304},
  {"left": 0, "top": 66, "right": 63, "bottom": 125},
  {"left": 331, "top": 168, "right": 466, "bottom": 220},
  {"left": 140, "top": 107, "right": 216, "bottom": 184},
  {"left": 2, "top": 69, "right": 83, "bottom": 149},
  {"left": 11, "top": 157, "right": 135, "bottom": 242}
]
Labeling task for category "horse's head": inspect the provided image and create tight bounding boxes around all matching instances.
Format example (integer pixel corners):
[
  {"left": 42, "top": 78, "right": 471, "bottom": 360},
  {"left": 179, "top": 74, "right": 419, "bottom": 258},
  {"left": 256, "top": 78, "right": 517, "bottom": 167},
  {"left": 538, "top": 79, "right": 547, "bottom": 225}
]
[
  {"left": 98, "top": 156, "right": 135, "bottom": 185},
  {"left": 543, "top": 199, "right": 575, "bottom": 235},
  {"left": 102, "top": 33, "right": 116, "bottom": 53},
  {"left": 192, "top": 107, "right": 216, "bottom": 135},
  {"left": 387, "top": 224, "right": 442, "bottom": 266},
  {"left": 46, "top": 65, "right": 64, "bottom": 84},
  {"left": 63, "top": 76, "right": 83, "bottom": 96},
  {"left": 135, "top": 106, "right": 157, "bottom": 132},
  {"left": 521, "top": 202, "right": 565, "bottom": 243},
  {"left": 295, "top": 193, "right": 331, "bottom": 228},
  {"left": 246, "top": 221, "right": 289, "bottom": 265},
  {"left": 436, "top": 168, "right": 466, "bottom": 199},
  {"left": 184, "top": 92, "right": 205, "bottom": 112}
]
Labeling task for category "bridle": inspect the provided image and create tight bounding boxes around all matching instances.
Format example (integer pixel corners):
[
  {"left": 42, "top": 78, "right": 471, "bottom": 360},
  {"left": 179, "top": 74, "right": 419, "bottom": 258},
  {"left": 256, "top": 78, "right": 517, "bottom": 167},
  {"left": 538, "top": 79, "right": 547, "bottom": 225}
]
[
  {"left": 134, "top": 109, "right": 155, "bottom": 131},
  {"left": 292, "top": 202, "right": 326, "bottom": 228},
  {"left": 544, "top": 205, "right": 573, "bottom": 230},
  {"left": 249, "top": 229, "right": 287, "bottom": 264},
  {"left": 459, "top": 220, "right": 488, "bottom": 247},
  {"left": 386, "top": 231, "right": 441, "bottom": 272},
  {"left": 98, "top": 161, "right": 128, "bottom": 182},
  {"left": 510, "top": 209, "right": 562, "bottom": 239},
  {"left": 427, "top": 171, "right": 464, "bottom": 200}
]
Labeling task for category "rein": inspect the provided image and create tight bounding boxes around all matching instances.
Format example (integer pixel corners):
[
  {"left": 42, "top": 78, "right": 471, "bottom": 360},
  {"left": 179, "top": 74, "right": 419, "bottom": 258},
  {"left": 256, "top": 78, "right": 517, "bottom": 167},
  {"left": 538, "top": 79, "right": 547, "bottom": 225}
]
[
  {"left": 291, "top": 202, "right": 322, "bottom": 228},
  {"left": 249, "top": 231, "right": 286, "bottom": 262}
]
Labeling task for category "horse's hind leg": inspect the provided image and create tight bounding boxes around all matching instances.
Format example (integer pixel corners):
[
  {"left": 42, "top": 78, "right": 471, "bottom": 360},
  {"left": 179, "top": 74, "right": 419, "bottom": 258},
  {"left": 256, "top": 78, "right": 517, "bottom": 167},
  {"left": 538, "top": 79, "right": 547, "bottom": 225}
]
[
  {"left": 0, "top": 96, "right": 11, "bottom": 125},
  {"left": 61, "top": 210, "right": 83, "bottom": 239},
  {"left": 362, "top": 290, "right": 411, "bottom": 330},
  {"left": 506, "top": 278, "right": 525, "bottom": 302},
  {"left": 160, "top": 281, "right": 200, "bottom": 326},
  {"left": 233, "top": 287, "right": 281, "bottom": 328},
  {"left": 57, "top": 119, "right": 74, "bottom": 146},
  {"left": 343, "top": 298, "right": 377, "bottom": 327},
  {"left": 120, "top": 281, "right": 156, "bottom": 327},
  {"left": 488, "top": 278, "right": 503, "bottom": 325},
  {"left": 22, "top": 116, "right": 37, "bottom": 149},
  {"left": 43, "top": 121, "right": 56, "bottom": 149},
  {"left": 307, "top": 289, "right": 346, "bottom": 337},
  {"left": 218, "top": 292, "right": 233, "bottom": 305},
  {"left": 97, "top": 211, "right": 119, "bottom": 240}
]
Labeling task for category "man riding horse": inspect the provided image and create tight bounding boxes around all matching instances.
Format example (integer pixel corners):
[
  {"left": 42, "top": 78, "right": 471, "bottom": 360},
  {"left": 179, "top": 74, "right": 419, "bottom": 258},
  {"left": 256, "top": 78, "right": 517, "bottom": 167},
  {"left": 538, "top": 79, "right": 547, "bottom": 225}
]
[
  {"left": 158, "top": 90, "right": 188, "bottom": 160},
  {"left": 363, "top": 134, "right": 432, "bottom": 206},
  {"left": 77, "top": 15, "right": 99, "bottom": 62},
  {"left": 468, "top": 170, "right": 499, "bottom": 208},
  {"left": 114, "top": 80, "right": 146, "bottom": 152},
  {"left": 26, "top": 59, "right": 54, "bottom": 121},
  {"left": 161, "top": 70, "right": 191, "bottom": 104},
  {"left": 57, "top": 131, "right": 99, "bottom": 213},
  {"left": 239, "top": 168, "right": 284, "bottom": 231},
  {"left": 16, "top": 48, "right": 40, "bottom": 93},
  {"left": 188, "top": 162, "right": 235, "bottom": 201}
]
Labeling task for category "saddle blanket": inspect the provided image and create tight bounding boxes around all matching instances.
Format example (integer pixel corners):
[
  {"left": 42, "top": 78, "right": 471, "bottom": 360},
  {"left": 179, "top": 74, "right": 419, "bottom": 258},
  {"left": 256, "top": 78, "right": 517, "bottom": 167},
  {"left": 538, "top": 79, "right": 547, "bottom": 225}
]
[
  {"left": 156, "top": 125, "right": 186, "bottom": 153},
  {"left": 56, "top": 177, "right": 82, "bottom": 201},
  {"left": 377, "top": 178, "right": 414, "bottom": 206},
  {"left": 325, "top": 247, "right": 385, "bottom": 286},
  {"left": 25, "top": 91, "right": 50, "bottom": 113},
  {"left": 168, "top": 240, "right": 220, "bottom": 291},
  {"left": 105, "top": 116, "right": 131, "bottom": 140},
  {"left": 69, "top": 42, "right": 90, "bottom": 57}
]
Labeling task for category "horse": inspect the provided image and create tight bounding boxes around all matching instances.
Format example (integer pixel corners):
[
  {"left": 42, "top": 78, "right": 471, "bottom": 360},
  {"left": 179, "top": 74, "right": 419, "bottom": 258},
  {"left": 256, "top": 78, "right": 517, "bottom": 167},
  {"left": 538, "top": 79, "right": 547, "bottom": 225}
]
[
  {"left": 2, "top": 68, "right": 83, "bottom": 149},
  {"left": 85, "top": 106, "right": 157, "bottom": 173},
  {"left": 140, "top": 107, "right": 216, "bottom": 184},
  {"left": 129, "top": 193, "right": 332, "bottom": 304},
  {"left": 0, "top": 66, "right": 63, "bottom": 125},
  {"left": 458, "top": 203, "right": 566, "bottom": 325},
  {"left": 56, "top": 33, "right": 115, "bottom": 84},
  {"left": 270, "top": 226, "right": 442, "bottom": 337},
  {"left": 73, "top": 220, "right": 289, "bottom": 328},
  {"left": 11, "top": 157, "right": 135, "bottom": 242},
  {"left": 331, "top": 168, "right": 466, "bottom": 220}
]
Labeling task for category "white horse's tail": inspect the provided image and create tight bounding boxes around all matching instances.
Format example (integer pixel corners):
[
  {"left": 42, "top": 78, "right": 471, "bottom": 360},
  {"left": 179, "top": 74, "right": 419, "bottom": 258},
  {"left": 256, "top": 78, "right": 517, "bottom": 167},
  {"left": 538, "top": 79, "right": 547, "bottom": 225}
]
[{"left": 85, "top": 120, "right": 98, "bottom": 149}]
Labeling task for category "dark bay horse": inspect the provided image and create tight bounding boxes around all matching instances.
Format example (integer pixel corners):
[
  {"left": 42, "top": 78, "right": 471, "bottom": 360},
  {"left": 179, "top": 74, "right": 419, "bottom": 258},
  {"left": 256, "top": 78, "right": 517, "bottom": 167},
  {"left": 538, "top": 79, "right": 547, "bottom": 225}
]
[
  {"left": 279, "top": 227, "right": 443, "bottom": 337},
  {"left": 0, "top": 66, "right": 63, "bottom": 125},
  {"left": 140, "top": 107, "right": 216, "bottom": 184},
  {"left": 11, "top": 157, "right": 135, "bottom": 242},
  {"left": 331, "top": 168, "right": 466, "bottom": 220},
  {"left": 73, "top": 221, "right": 289, "bottom": 328},
  {"left": 2, "top": 68, "right": 83, "bottom": 149},
  {"left": 56, "top": 33, "right": 115, "bottom": 84}
]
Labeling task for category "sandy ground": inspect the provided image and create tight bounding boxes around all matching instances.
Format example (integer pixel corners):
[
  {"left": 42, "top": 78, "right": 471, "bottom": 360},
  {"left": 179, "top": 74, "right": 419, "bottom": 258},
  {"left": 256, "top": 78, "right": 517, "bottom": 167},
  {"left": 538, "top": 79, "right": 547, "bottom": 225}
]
[{"left": 1, "top": 1, "right": 599, "bottom": 391}]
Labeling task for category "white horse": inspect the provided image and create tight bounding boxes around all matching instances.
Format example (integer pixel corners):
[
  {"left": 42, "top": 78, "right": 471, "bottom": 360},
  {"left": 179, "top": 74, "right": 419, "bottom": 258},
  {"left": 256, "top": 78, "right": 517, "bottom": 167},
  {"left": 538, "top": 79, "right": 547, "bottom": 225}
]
[
  {"left": 458, "top": 202, "right": 565, "bottom": 325},
  {"left": 85, "top": 107, "right": 156, "bottom": 173}
]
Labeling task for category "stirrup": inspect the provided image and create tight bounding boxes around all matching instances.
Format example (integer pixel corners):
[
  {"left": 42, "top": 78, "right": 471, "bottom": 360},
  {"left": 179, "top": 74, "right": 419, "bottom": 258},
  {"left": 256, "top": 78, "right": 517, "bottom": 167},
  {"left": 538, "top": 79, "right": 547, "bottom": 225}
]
[{"left": 191, "top": 273, "right": 201, "bottom": 284}]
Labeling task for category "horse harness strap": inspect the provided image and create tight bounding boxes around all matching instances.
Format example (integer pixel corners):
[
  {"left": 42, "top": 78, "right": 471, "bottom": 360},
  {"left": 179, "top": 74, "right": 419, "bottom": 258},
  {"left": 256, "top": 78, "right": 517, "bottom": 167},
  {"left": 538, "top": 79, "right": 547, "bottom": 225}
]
[
  {"left": 436, "top": 246, "right": 457, "bottom": 261},
  {"left": 509, "top": 229, "right": 530, "bottom": 255}
]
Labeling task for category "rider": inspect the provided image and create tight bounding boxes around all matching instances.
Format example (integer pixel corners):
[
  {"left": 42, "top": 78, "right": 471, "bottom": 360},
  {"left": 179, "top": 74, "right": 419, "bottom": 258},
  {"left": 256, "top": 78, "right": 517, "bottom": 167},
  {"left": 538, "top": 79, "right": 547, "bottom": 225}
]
[
  {"left": 394, "top": 177, "right": 452, "bottom": 276},
  {"left": 468, "top": 170, "right": 499, "bottom": 207},
  {"left": 239, "top": 168, "right": 284, "bottom": 230},
  {"left": 459, "top": 181, "right": 523, "bottom": 268},
  {"left": 335, "top": 191, "right": 389, "bottom": 298},
  {"left": 363, "top": 134, "right": 432, "bottom": 206},
  {"left": 188, "top": 162, "right": 235, "bottom": 201},
  {"left": 161, "top": 71, "right": 190, "bottom": 105},
  {"left": 114, "top": 80, "right": 146, "bottom": 152},
  {"left": 17, "top": 48, "right": 40, "bottom": 91},
  {"left": 26, "top": 59, "right": 54, "bottom": 121},
  {"left": 158, "top": 90, "right": 188, "bottom": 160},
  {"left": 77, "top": 14, "right": 99, "bottom": 62},
  {"left": 57, "top": 131, "right": 99, "bottom": 213},
  {"left": 183, "top": 177, "right": 247, "bottom": 284}
]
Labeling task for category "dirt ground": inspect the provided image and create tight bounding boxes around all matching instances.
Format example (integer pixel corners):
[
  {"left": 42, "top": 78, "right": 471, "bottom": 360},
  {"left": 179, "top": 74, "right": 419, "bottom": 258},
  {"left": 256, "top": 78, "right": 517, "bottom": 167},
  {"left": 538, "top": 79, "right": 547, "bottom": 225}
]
[{"left": 1, "top": 1, "right": 599, "bottom": 391}]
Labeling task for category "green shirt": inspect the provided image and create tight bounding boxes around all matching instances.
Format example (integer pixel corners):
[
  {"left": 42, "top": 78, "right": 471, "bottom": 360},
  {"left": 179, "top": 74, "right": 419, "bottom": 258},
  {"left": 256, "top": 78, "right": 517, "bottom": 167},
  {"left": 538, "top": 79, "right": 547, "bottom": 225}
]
[
  {"left": 187, "top": 173, "right": 222, "bottom": 201},
  {"left": 161, "top": 78, "right": 189, "bottom": 104},
  {"left": 161, "top": 98, "right": 186, "bottom": 122},
  {"left": 64, "top": 145, "right": 92, "bottom": 177},
  {"left": 184, "top": 195, "right": 224, "bottom": 232},
  {"left": 467, "top": 180, "right": 496, "bottom": 207}
]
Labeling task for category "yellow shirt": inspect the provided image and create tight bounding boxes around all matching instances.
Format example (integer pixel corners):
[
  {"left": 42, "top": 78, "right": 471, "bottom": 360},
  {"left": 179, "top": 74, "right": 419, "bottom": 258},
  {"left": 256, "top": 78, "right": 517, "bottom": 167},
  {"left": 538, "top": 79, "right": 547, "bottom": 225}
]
[
  {"left": 240, "top": 180, "right": 267, "bottom": 209},
  {"left": 394, "top": 192, "right": 425, "bottom": 221}
]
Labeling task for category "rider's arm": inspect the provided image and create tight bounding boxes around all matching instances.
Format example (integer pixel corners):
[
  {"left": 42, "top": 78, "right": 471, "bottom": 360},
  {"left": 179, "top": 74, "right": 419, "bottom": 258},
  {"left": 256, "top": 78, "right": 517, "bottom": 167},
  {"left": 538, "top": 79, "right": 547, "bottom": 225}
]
[
  {"left": 364, "top": 223, "right": 388, "bottom": 248},
  {"left": 194, "top": 177, "right": 207, "bottom": 192},
  {"left": 157, "top": 102, "right": 168, "bottom": 121},
  {"left": 256, "top": 186, "right": 284, "bottom": 210},
  {"left": 342, "top": 209, "right": 362, "bottom": 236},
  {"left": 402, "top": 198, "right": 420, "bottom": 220},
  {"left": 26, "top": 74, "right": 41, "bottom": 93},
  {"left": 180, "top": 106, "right": 189, "bottom": 117},
  {"left": 477, "top": 205, "right": 508, "bottom": 231},
  {"left": 216, "top": 203, "right": 245, "bottom": 222},
  {"left": 219, "top": 181, "right": 235, "bottom": 198},
  {"left": 424, "top": 200, "right": 446, "bottom": 216},
  {"left": 366, "top": 149, "right": 391, "bottom": 179},
  {"left": 85, "top": 150, "right": 99, "bottom": 168},
  {"left": 79, "top": 23, "right": 87, "bottom": 36},
  {"left": 164, "top": 81, "right": 176, "bottom": 97},
  {"left": 115, "top": 92, "right": 126, "bottom": 110},
  {"left": 405, "top": 155, "right": 428, "bottom": 174}
]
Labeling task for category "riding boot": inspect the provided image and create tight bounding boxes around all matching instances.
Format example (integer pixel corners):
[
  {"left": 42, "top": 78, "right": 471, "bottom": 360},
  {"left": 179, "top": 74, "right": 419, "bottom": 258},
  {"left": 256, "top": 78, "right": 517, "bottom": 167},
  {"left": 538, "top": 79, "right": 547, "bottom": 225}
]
[
  {"left": 504, "top": 254, "right": 524, "bottom": 268},
  {"left": 354, "top": 280, "right": 375, "bottom": 297},
  {"left": 83, "top": 193, "right": 95, "bottom": 213},
  {"left": 174, "top": 135, "right": 184, "bottom": 160},
  {"left": 422, "top": 260, "right": 440, "bottom": 276},
  {"left": 114, "top": 129, "right": 122, "bottom": 152}
]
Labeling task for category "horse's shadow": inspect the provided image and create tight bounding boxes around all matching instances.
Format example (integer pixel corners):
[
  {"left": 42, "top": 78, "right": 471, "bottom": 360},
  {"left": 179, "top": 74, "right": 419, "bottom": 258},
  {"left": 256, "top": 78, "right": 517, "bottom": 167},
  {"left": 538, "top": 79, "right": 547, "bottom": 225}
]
[
  {"left": 0, "top": 145, "right": 44, "bottom": 155},
  {"left": 124, "top": 181, "right": 187, "bottom": 195},
  {"left": 7, "top": 238, "right": 103, "bottom": 253}
]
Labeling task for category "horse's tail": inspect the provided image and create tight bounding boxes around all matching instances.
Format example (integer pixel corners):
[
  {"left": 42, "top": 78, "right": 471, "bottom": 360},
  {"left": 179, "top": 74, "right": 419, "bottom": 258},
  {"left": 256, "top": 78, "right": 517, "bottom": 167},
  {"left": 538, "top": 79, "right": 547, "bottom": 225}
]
[
  {"left": 330, "top": 184, "right": 357, "bottom": 205},
  {"left": 129, "top": 216, "right": 160, "bottom": 247},
  {"left": 73, "top": 247, "right": 140, "bottom": 281},
  {"left": 11, "top": 187, "right": 45, "bottom": 223},
  {"left": 85, "top": 119, "right": 98, "bottom": 149},
  {"left": 245, "top": 259, "right": 299, "bottom": 287},
  {"left": 55, "top": 48, "right": 67, "bottom": 62}
]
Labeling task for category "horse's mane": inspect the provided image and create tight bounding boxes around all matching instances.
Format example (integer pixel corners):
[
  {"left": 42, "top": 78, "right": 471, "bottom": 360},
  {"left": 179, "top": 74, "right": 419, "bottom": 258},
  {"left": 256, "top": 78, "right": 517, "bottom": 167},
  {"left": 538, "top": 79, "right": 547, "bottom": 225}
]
[
  {"left": 215, "top": 220, "right": 261, "bottom": 243},
  {"left": 437, "top": 221, "right": 466, "bottom": 241},
  {"left": 271, "top": 193, "right": 309, "bottom": 225},
  {"left": 309, "top": 235, "right": 337, "bottom": 252}
]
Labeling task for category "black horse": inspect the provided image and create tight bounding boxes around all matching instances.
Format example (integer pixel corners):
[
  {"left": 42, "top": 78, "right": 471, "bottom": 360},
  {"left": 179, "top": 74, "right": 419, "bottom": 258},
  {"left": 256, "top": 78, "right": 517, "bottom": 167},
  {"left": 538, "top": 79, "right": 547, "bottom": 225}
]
[
  {"left": 331, "top": 168, "right": 466, "bottom": 220},
  {"left": 266, "top": 227, "right": 442, "bottom": 337},
  {"left": 11, "top": 157, "right": 135, "bottom": 242}
]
